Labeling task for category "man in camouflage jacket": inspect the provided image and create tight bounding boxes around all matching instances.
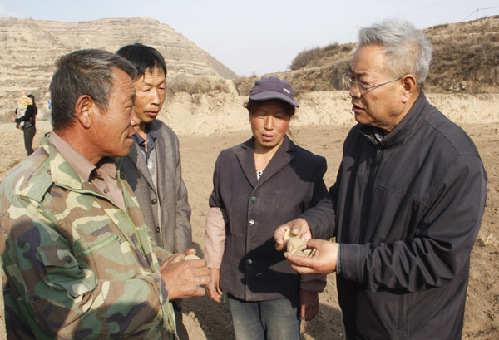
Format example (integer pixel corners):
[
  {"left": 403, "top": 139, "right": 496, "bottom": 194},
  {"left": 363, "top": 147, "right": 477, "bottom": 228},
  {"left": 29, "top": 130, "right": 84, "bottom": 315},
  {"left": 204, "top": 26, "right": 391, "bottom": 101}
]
[{"left": 0, "top": 49, "right": 209, "bottom": 339}]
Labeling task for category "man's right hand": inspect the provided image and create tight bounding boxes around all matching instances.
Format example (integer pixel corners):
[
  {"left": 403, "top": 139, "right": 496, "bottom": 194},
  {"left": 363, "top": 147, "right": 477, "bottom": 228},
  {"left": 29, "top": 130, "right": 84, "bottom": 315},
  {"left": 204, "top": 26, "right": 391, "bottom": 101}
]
[
  {"left": 286, "top": 239, "right": 338, "bottom": 274},
  {"left": 161, "top": 258, "right": 210, "bottom": 300},
  {"left": 274, "top": 218, "right": 312, "bottom": 251}
]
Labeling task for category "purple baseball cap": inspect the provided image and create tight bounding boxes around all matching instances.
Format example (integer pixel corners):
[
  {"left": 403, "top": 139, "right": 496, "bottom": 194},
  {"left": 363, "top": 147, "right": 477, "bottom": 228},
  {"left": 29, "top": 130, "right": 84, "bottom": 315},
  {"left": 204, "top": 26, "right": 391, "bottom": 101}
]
[{"left": 249, "top": 76, "right": 299, "bottom": 107}]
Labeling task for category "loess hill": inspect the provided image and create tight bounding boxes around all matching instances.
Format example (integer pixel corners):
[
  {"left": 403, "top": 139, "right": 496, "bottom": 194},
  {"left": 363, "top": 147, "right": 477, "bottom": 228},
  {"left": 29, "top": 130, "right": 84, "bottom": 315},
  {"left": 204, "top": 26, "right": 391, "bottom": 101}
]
[
  {"left": 0, "top": 15, "right": 498, "bottom": 117},
  {"left": 255, "top": 15, "right": 499, "bottom": 96}
]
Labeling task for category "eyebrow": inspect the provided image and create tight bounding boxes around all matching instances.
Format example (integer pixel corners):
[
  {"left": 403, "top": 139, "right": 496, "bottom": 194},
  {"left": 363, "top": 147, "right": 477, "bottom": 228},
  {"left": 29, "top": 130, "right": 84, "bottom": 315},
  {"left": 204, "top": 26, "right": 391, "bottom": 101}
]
[
  {"left": 348, "top": 68, "right": 369, "bottom": 79},
  {"left": 143, "top": 80, "right": 166, "bottom": 86}
]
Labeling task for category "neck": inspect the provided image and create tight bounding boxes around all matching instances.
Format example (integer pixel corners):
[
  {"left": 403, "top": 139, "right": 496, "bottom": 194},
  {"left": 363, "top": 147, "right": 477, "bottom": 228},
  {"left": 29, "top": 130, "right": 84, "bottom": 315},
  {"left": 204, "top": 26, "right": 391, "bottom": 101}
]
[
  {"left": 253, "top": 139, "right": 284, "bottom": 170},
  {"left": 55, "top": 129, "right": 102, "bottom": 165},
  {"left": 384, "top": 90, "right": 421, "bottom": 135},
  {"left": 254, "top": 140, "right": 282, "bottom": 156},
  {"left": 134, "top": 122, "right": 147, "bottom": 139}
]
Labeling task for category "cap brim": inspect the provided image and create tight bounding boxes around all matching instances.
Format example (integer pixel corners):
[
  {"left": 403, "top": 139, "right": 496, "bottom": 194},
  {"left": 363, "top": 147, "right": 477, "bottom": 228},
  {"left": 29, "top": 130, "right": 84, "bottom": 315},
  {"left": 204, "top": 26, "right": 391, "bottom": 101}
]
[{"left": 249, "top": 91, "right": 299, "bottom": 107}]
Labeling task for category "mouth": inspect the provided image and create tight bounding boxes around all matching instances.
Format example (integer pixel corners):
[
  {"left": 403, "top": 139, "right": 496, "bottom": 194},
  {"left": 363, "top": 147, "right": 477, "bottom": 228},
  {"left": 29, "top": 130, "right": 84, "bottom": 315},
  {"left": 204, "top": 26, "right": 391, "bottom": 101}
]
[
  {"left": 352, "top": 104, "right": 365, "bottom": 113},
  {"left": 145, "top": 111, "right": 159, "bottom": 117},
  {"left": 262, "top": 134, "right": 274, "bottom": 141}
]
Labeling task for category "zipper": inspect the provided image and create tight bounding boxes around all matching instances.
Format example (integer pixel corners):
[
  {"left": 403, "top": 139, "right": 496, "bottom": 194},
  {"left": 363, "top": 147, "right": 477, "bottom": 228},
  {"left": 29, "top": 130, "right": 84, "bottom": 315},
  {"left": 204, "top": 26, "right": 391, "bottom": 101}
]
[{"left": 376, "top": 147, "right": 383, "bottom": 166}]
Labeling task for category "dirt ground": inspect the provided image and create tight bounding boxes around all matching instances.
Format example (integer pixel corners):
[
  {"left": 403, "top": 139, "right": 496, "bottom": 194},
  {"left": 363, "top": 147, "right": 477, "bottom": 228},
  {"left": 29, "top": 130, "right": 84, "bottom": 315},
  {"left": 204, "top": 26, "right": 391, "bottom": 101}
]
[{"left": 0, "top": 118, "right": 497, "bottom": 339}]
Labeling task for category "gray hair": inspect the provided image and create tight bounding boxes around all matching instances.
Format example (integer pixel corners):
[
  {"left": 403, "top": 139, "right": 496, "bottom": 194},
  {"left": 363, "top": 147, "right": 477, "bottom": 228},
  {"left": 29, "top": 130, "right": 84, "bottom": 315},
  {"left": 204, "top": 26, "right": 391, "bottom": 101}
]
[
  {"left": 358, "top": 20, "right": 432, "bottom": 87},
  {"left": 49, "top": 49, "right": 137, "bottom": 131}
]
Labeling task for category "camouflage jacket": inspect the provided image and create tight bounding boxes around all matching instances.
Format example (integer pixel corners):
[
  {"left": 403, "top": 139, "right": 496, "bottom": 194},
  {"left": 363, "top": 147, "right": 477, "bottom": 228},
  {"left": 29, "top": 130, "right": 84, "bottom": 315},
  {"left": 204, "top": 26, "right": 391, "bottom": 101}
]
[{"left": 0, "top": 133, "right": 176, "bottom": 339}]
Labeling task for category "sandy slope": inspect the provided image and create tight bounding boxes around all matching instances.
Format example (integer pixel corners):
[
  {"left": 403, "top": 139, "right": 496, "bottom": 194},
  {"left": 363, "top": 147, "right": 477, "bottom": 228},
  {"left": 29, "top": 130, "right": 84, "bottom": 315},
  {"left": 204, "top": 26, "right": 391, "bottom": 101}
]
[{"left": 0, "top": 92, "right": 497, "bottom": 339}]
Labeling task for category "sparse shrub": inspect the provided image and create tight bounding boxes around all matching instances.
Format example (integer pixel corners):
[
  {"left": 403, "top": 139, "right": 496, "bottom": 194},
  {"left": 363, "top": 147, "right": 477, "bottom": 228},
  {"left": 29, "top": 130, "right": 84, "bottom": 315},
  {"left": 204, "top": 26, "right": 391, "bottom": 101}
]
[
  {"left": 329, "top": 60, "right": 350, "bottom": 90},
  {"left": 341, "top": 45, "right": 354, "bottom": 53},
  {"left": 289, "top": 47, "right": 323, "bottom": 70},
  {"left": 289, "top": 42, "right": 348, "bottom": 71},
  {"left": 323, "top": 42, "right": 339, "bottom": 52},
  {"left": 234, "top": 76, "right": 258, "bottom": 96},
  {"left": 167, "top": 76, "right": 231, "bottom": 95}
]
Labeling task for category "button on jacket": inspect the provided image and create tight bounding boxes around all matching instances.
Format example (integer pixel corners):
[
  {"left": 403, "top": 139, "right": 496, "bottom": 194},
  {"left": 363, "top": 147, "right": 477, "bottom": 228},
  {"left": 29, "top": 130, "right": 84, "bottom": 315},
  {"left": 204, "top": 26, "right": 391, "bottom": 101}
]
[{"left": 209, "top": 135, "right": 333, "bottom": 301}]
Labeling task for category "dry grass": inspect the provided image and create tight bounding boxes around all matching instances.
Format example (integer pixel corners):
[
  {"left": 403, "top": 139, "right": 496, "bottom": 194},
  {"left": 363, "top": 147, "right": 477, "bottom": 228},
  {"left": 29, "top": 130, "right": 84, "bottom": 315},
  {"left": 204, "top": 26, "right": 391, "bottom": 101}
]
[
  {"left": 167, "top": 77, "right": 232, "bottom": 96},
  {"left": 284, "top": 16, "right": 499, "bottom": 95}
]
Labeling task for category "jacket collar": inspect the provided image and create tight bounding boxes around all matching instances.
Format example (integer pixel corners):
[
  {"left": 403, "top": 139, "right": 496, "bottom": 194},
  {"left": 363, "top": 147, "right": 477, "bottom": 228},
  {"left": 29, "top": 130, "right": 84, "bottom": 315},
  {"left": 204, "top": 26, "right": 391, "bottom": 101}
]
[
  {"left": 42, "top": 133, "right": 120, "bottom": 199},
  {"left": 236, "top": 135, "right": 295, "bottom": 188},
  {"left": 126, "top": 141, "right": 157, "bottom": 192},
  {"left": 42, "top": 132, "right": 86, "bottom": 190}
]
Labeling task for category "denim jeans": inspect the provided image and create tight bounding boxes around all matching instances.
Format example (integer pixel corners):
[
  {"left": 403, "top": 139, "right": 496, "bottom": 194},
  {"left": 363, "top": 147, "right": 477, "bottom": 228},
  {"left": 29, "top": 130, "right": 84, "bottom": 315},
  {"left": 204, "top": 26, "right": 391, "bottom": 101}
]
[{"left": 228, "top": 295, "right": 299, "bottom": 340}]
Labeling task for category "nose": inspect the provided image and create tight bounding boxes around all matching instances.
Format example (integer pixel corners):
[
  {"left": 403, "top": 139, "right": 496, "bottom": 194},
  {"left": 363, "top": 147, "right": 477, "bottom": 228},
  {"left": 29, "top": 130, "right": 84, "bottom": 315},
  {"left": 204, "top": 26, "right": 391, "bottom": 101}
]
[
  {"left": 151, "top": 88, "right": 161, "bottom": 105},
  {"left": 264, "top": 116, "right": 274, "bottom": 130},
  {"left": 349, "top": 82, "right": 361, "bottom": 98}
]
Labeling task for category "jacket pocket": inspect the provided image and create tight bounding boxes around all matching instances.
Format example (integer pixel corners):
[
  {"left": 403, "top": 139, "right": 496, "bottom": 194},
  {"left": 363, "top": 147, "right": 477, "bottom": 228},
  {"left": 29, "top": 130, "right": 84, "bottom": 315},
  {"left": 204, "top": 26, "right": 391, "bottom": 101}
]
[{"left": 37, "top": 245, "right": 97, "bottom": 298}]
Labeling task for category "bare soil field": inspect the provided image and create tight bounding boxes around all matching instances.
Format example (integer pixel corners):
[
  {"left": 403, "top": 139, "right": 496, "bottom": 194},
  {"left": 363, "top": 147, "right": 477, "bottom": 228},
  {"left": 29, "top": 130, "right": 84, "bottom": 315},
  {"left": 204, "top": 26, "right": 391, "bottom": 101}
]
[{"left": 0, "top": 115, "right": 497, "bottom": 339}]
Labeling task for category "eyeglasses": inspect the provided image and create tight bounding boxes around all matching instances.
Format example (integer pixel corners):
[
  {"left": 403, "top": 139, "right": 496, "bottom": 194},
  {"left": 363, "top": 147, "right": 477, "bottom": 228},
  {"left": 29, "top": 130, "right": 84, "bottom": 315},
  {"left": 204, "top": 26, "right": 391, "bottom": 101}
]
[{"left": 342, "top": 74, "right": 403, "bottom": 93}]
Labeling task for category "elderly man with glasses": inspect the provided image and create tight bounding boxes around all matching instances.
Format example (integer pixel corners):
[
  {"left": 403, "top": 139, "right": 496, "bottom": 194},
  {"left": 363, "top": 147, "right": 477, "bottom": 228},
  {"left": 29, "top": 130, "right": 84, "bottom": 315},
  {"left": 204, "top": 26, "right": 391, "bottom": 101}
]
[{"left": 275, "top": 20, "right": 487, "bottom": 339}]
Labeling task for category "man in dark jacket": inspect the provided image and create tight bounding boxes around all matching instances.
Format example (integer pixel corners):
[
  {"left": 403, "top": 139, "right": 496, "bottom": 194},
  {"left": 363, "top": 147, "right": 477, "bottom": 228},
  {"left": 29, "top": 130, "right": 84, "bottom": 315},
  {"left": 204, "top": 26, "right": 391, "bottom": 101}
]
[
  {"left": 275, "top": 20, "right": 487, "bottom": 340},
  {"left": 116, "top": 43, "right": 192, "bottom": 339}
]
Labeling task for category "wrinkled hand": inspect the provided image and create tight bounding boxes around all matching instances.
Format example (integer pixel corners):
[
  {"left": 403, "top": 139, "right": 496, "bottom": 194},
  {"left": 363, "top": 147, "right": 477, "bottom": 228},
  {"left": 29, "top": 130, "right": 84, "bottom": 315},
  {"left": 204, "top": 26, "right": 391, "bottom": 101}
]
[
  {"left": 286, "top": 239, "right": 338, "bottom": 274},
  {"left": 274, "top": 218, "right": 312, "bottom": 251},
  {"left": 161, "top": 256, "right": 210, "bottom": 300},
  {"left": 299, "top": 290, "right": 319, "bottom": 321},
  {"left": 207, "top": 268, "right": 222, "bottom": 303}
]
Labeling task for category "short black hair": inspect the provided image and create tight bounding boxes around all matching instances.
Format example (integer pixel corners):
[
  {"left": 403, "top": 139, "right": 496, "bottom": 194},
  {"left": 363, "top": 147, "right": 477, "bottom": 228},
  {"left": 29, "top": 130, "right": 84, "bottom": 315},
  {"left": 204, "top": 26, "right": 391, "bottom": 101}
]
[
  {"left": 116, "top": 43, "right": 167, "bottom": 78},
  {"left": 50, "top": 49, "right": 136, "bottom": 132}
]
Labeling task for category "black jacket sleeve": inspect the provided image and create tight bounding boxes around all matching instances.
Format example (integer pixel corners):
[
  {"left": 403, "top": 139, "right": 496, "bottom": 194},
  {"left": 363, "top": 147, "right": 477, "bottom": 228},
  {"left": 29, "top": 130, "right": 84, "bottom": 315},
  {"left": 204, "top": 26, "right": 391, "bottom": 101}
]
[{"left": 340, "top": 153, "right": 487, "bottom": 293}]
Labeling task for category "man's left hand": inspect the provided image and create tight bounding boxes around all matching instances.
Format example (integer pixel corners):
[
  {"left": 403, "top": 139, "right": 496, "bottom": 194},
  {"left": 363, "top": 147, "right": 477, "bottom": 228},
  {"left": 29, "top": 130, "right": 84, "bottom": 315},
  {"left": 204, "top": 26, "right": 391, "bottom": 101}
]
[{"left": 299, "top": 290, "right": 319, "bottom": 321}]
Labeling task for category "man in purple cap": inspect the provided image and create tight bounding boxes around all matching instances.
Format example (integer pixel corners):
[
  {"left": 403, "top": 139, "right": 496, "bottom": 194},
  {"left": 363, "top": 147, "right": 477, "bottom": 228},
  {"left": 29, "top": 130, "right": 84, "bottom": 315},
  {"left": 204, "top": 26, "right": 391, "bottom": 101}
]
[{"left": 204, "top": 76, "right": 332, "bottom": 339}]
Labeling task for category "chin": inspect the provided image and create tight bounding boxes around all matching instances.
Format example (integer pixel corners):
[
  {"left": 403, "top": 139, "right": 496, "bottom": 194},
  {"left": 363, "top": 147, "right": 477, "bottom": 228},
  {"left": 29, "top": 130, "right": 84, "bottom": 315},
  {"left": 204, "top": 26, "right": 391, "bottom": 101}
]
[
  {"left": 354, "top": 114, "right": 369, "bottom": 125},
  {"left": 120, "top": 143, "right": 133, "bottom": 156}
]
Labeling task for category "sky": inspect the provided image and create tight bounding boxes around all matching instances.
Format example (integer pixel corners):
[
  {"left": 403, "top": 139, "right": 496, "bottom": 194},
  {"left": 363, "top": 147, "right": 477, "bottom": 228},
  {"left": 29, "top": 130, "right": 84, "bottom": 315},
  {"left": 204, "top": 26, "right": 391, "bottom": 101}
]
[{"left": 0, "top": 0, "right": 497, "bottom": 76}]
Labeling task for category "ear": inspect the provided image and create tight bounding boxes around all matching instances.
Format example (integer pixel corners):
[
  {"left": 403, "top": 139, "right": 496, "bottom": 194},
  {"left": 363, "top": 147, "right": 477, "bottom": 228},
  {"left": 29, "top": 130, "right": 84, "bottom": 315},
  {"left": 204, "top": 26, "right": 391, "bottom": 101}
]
[
  {"left": 400, "top": 75, "right": 418, "bottom": 103},
  {"left": 75, "top": 95, "right": 94, "bottom": 128}
]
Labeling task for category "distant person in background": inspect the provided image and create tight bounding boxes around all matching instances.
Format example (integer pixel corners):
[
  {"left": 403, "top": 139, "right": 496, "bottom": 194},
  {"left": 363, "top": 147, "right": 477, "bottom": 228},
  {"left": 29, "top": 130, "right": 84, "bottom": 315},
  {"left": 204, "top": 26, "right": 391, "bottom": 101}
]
[
  {"left": 117, "top": 43, "right": 192, "bottom": 340},
  {"left": 15, "top": 94, "right": 37, "bottom": 155},
  {"left": 14, "top": 91, "right": 30, "bottom": 128},
  {"left": 274, "top": 20, "right": 487, "bottom": 339},
  {"left": 205, "top": 76, "right": 331, "bottom": 340}
]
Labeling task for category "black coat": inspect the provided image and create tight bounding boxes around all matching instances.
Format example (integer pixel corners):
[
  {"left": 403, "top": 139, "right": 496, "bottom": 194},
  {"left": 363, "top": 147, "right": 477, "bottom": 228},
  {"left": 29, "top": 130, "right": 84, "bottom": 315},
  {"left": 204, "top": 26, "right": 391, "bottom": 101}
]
[
  {"left": 304, "top": 93, "right": 487, "bottom": 340},
  {"left": 16, "top": 104, "right": 37, "bottom": 129},
  {"left": 210, "top": 135, "right": 332, "bottom": 301}
]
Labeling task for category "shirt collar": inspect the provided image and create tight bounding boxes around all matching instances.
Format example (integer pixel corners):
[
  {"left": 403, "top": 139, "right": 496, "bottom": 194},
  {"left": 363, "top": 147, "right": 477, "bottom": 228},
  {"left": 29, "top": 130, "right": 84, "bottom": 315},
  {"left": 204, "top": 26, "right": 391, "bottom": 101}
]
[
  {"left": 131, "top": 123, "right": 158, "bottom": 160},
  {"left": 49, "top": 132, "right": 117, "bottom": 183},
  {"left": 49, "top": 132, "right": 96, "bottom": 182}
]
